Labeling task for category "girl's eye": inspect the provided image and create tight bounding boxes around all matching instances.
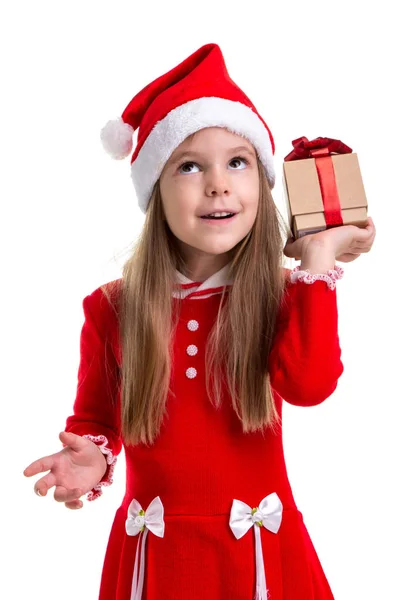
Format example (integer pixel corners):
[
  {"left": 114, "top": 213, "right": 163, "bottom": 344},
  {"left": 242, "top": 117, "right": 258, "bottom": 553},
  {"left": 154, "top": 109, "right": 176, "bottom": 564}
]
[
  {"left": 178, "top": 156, "right": 249, "bottom": 174},
  {"left": 179, "top": 162, "right": 200, "bottom": 174},
  {"left": 229, "top": 156, "right": 249, "bottom": 169}
]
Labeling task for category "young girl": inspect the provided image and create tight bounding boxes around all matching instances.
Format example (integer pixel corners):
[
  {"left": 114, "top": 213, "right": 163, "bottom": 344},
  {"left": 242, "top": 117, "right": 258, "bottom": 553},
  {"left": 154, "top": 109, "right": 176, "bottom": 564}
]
[{"left": 23, "top": 43, "right": 376, "bottom": 600}]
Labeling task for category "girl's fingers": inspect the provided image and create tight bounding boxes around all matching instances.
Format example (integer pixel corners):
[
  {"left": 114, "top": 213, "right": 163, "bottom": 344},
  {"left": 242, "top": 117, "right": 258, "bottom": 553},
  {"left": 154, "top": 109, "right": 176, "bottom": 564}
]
[
  {"left": 337, "top": 253, "right": 361, "bottom": 263},
  {"left": 65, "top": 499, "right": 84, "bottom": 510},
  {"left": 59, "top": 431, "right": 86, "bottom": 451},
  {"left": 24, "top": 455, "right": 55, "bottom": 477},
  {"left": 32, "top": 477, "right": 83, "bottom": 503},
  {"left": 33, "top": 471, "right": 57, "bottom": 497},
  {"left": 355, "top": 227, "right": 372, "bottom": 241},
  {"left": 363, "top": 218, "right": 375, "bottom": 237},
  {"left": 53, "top": 485, "right": 83, "bottom": 503},
  {"left": 354, "top": 236, "right": 374, "bottom": 251}
]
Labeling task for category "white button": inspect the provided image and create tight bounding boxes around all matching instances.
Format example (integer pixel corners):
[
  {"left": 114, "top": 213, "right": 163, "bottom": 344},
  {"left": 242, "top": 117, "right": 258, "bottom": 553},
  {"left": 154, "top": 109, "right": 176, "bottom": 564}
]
[
  {"left": 187, "top": 319, "right": 199, "bottom": 331},
  {"left": 186, "top": 344, "right": 198, "bottom": 356},
  {"left": 186, "top": 367, "right": 197, "bottom": 379}
]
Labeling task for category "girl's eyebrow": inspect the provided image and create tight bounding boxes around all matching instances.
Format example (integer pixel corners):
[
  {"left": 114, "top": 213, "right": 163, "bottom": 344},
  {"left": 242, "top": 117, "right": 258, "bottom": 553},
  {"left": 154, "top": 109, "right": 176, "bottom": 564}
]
[{"left": 168, "top": 145, "right": 256, "bottom": 167}]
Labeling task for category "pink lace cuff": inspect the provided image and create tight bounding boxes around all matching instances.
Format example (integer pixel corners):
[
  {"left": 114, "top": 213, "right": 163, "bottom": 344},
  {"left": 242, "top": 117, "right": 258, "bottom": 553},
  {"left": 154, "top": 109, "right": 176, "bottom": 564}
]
[
  {"left": 290, "top": 265, "right": 344, "bottom": 290},
  {"left": 82, "top": 434, "right": 118, "bottom": 501}
]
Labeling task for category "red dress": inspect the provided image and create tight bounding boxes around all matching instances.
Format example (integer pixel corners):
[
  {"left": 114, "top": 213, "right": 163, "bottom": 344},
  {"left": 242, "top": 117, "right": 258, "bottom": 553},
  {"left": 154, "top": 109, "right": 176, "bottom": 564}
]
[{"left": 64, "top": 264, "right": 344, "bottom": 600}]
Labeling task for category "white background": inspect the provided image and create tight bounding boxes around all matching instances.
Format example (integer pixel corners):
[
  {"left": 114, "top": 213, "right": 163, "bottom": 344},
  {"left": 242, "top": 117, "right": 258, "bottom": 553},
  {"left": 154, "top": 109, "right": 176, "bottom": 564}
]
[{"left": 3, "top": 0, "right": 399, "bottom": 598}]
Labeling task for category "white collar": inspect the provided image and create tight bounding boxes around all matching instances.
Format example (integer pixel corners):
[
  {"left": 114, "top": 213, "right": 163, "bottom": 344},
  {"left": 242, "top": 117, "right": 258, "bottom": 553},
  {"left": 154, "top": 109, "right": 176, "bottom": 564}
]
[{"left": 173, "top": 262, "right": 234, "bottom": 300}]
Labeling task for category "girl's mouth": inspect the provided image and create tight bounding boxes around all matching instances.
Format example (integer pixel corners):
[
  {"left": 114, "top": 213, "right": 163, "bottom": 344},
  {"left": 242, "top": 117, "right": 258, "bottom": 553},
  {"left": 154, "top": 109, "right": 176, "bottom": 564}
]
[{"left": 199, "top": 213, "right": 237, "bottom": 225}]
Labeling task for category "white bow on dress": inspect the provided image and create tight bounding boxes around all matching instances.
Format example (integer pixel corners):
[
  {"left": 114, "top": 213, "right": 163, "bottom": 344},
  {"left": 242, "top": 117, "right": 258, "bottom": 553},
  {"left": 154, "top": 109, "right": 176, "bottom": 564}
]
[
  {"left": 229, "top": 492, "right": 283, "bottom": 600},
  {"left": 125, "top": 496, "right": 165, "bottom": 600}
]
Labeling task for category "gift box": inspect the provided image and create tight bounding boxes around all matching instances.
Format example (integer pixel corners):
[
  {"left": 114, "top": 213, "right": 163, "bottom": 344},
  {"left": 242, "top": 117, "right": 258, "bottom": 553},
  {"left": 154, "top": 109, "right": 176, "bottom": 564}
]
[{"left": 282, "top": 136, "right": 369, "bottom": 239}]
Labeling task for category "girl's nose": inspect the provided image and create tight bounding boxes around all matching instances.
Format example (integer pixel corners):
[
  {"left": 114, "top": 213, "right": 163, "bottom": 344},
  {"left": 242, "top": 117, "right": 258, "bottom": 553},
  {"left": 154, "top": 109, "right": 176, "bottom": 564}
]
[{"left": 205, "top": 167, "right": 230, "bottom": 197}]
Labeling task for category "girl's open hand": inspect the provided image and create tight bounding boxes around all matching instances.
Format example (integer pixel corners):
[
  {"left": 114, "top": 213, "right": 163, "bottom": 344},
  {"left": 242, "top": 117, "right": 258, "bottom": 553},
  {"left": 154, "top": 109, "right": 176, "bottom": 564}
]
[
  {"left": 284, "top": 216, "right": 376, "bottom": 263},
  {"left": 23, "top": 431, "right": 108, "bottom": 510}
]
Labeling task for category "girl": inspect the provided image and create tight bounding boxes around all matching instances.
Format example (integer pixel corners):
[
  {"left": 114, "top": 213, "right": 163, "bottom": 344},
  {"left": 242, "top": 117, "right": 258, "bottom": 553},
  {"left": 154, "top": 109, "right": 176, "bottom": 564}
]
[{"left": 23, "top": 43, "right": 376, "bottom": 600}]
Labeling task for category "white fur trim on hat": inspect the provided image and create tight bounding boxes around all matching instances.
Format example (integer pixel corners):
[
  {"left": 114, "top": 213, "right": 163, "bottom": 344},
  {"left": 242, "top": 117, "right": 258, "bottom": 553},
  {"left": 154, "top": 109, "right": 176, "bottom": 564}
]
[
  {"left": 100, "top": 117, "right": 135, "bottom": 160},
  {"left": 131, "top": 97, "right": 275, "bottom": 213}
]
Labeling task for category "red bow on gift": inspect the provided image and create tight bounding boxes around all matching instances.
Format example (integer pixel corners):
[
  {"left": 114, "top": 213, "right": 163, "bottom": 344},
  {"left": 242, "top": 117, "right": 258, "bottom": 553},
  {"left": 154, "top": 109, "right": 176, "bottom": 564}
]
[
  {"left": 284, "top": 136, "right": 352, "bottom": 162},
  {"left": 284, "top": 136, "right": 353, "bottom": 230}
]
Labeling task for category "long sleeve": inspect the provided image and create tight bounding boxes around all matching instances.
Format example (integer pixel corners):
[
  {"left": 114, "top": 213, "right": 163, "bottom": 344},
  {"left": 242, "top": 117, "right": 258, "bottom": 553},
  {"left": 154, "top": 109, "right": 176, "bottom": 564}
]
[
  {"left": 268, "top": 275, "right": 344, "bottom": 407},
  {"left": 64, "top": 286, "right": 123, "bottom": 500}
]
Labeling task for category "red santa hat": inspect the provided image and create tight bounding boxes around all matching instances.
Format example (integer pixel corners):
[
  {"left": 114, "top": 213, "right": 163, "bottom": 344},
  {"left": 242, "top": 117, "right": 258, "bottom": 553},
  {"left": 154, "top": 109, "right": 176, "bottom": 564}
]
[{"left": 100, "top": 43, "right": 276, "bottom": 214}]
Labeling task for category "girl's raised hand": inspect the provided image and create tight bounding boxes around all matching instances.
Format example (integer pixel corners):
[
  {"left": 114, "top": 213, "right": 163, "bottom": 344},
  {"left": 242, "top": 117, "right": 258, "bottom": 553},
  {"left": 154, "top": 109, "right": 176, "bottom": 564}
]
[
  {"left": 284, "top": 216, "right": 376, "bottom": 263},
  {"left": 23, "top": 431, "right": 108, "bottom": 510}
]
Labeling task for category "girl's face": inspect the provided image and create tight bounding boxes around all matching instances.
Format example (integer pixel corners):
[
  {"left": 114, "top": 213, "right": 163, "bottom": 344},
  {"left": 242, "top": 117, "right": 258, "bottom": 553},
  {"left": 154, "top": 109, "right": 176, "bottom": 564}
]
[{"left": 159, "top": 127, "right": 260, "bottom": 280}]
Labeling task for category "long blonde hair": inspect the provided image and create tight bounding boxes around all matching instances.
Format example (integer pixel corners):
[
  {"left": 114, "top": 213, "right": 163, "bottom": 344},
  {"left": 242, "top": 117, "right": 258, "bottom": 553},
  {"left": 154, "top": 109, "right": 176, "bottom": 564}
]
[{"left": 102, "top": 156, "right": 292, "bottom": 446}]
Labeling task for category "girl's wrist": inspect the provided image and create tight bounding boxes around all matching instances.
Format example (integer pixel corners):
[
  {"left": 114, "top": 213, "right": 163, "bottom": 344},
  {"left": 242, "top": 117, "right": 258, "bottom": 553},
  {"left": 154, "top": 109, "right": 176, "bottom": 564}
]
[
  {"left": 299, "top": 240, "right": 336, "bottom": 274},
  {"left": 96, "top": 447, "right": 108, "bottom": 477}
]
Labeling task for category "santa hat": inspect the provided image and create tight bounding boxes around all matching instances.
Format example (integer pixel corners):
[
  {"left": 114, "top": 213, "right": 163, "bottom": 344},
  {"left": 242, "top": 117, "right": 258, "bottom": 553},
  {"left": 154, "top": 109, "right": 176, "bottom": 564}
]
[{"left": 100, "top": 43, "right": 276, "bottom": 214}]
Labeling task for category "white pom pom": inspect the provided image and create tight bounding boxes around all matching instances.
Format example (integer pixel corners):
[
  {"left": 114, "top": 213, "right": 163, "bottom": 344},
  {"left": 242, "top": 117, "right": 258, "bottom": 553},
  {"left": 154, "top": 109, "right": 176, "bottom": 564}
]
[{"left": 100, "top": 117, "right": 134, "bottom": 160}]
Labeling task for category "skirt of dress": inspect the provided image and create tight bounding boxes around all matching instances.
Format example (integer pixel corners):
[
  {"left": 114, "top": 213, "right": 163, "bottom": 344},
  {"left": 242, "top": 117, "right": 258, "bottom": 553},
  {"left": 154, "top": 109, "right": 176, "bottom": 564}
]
[{"left": 98, "top": 504, "right": 335, "bottom": 600}]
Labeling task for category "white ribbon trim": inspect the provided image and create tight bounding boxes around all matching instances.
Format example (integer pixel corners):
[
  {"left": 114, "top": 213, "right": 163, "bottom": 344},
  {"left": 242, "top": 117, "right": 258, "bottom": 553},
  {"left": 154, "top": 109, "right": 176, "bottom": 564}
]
[
  {"left": 290, "top": 264, "right": 344, "bottom": 290},
  {"left": 229, "top": 492, "right": 283, "bottom": 600},
  {"left": 125, "top": 496, "right": 165, "bottom": 600}
]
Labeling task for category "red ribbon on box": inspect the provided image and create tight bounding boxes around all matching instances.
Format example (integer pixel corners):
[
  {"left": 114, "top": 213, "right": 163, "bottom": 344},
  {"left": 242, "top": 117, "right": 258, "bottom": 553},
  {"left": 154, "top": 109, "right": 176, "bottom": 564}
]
[{"left": 284, "top": 136, "right": 353, "bottom": 228}]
